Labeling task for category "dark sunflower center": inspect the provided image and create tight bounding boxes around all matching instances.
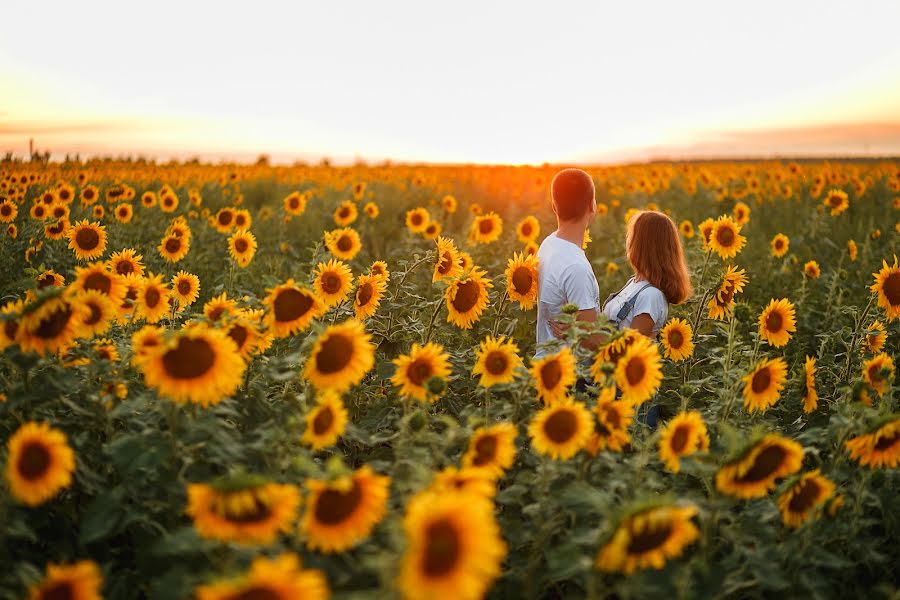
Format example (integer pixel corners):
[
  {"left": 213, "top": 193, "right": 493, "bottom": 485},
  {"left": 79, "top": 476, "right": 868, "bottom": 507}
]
[
  {"left": 37, "top": 274, "right": 56, "bottom": 289},
  {"left": 17, "top": 441, "right": 51, "bottom": 480},
  {"left": 602, "top": 405, "right": 623, "bottom": 429},
  {"left": 84, "top": 303, "right": 102, "bottom": 325},
  {"left": 274, "top": 288, "right": 313, "bottom": 322},
  {"left": 624, "top": 357, "right": 646, "bottom": 386},
  {"left": 787, "top": 479, "right": 822, "bottom": 513},
  {"left": 235, "top": 239, "right": 248, "bottom": 253},
  {"left": 0, "top": 205, "right": 10, "bottom": 216},
  {"left": 315, "top": 334, "right": 354, "bottom": 374},
  {"left": 882, "top": 273, "right": 900, "bottom": 306},
  {"left": 178, "top": 280, "right": 192, "bottom": 295},
  {"left": 485, "top": 351, "right": 509, "bottom": 375},
  {"left": 626, "top": 522, "right": 673, "bottom": 554},
  {"left": 874, "top": 431, "right": 899, "bottom": 451},
  {"left": 407, "top": 359, "right": 433, "bottom": 386},
  {"left": 5, "top": 319, "right": 19, "bottom": 339},
  {"left": 290, "top": 198, "right": 300, "bottom": 209},
  {"left": 715, "top": 226, "right": 734, "bottom": 246},
  {"left": 751, "top": 368, "right": 772, "bottom": 394},
  {"left": 411, "top": 213, "right": 423, "bottom": 226},
  {"left": 221, "top": 492, "right": 272, "bottom": 523},
  {"left": 512, "top": 267, "right": 533, "bottom": 295},
  {"left": 230, "top": 586, "right": 281, "bottom": 600},
  {"left": 867, "top": 363, "right": 884, "bottom": 384},
  {"left": 451, "top": 280, "right": 480, "bottom": 313},
  {"left": 235, "top": 216, "right": 247, "bottom": 227},
  {"left": 719, "top": 282, "right": 736, "bottom": 305},
  {"left": 765, "top": 311, "right": 783, "bottom": 333},
  {"left": 544, "top": 409, "right": 577, "bottom": 443},
  {"left": 829, "top": 195, "right": 842, "bottom": 207},
  {"left": 313, "top": 481, "right": 362, "bottom": 525},
  {"left": 339, "top": 207, "right": 350, "bottom": 219},
  {"left": 472, "top": 435, "right": 498, "bottom": 466},
  {"left": 356, "top": 283, "right": 373, "bottom": 307},
  {"left": 521, "top": 223, "right": 532, "bottom": 236},
  {"left": 165, "top": 238, "right": 182, "bottom": 254},
  {"left": 145, "top": 287, "right": 161, "bottom": 308},
  {"left": 312, "top": 406, "right": 334, "bottom": 435},
  {"left": 775, "top": 239, "right": 784, "bottom": 250},
  {"left": 208, "top": 306, "right": 226, "bottom": 322},
  {"left": 670, "top": 425, "right": 690, "bottom": 454},
  {"left": 38, "top": 581, "right": 74, "bottom": 600},
  {"left": 337, "top": 235, "right": 353, "bottom": 252},
  {"left": 35, "top": 306, "right": 73, "bottom": 339},
  {"left": 422, "top": 519, "right": 461, "bottom": 576},
  {"left": 540, "top": 359, "right": 563, "bottom": 391},
  {"left": 438, "top": 251, "right": 454, "bottom": 275},
  {"left": 479, "top": 219, "right": 493, "bottom": 234},
  {"left": 75, "top": 227, "right": 100, "bottom": 250},
  {"left": 115, "top": 261, "right": 134, "bottom": 275},
  {"left": 228, "top": 325, "right": 249, "bottom": 349},
  {"left": 322, "top": 273, "right": 342, "bottom": 295},
  {"left": 668, "top": 329, "right": 684, "bottom": 349},
  {"left": 735, "top": 445, "right": 787, "bottom": 483},
  {"left": 218, "top": 211, "right": 233, "bottom": 225},
  {"left": 161, "top": 337, "right": 217, "bottom": 379}
]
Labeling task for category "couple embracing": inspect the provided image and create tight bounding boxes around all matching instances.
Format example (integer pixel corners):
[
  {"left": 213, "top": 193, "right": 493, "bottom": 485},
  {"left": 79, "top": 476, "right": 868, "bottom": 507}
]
[{"left": 534, "top": 168, "right": 692, "bottom": 427}]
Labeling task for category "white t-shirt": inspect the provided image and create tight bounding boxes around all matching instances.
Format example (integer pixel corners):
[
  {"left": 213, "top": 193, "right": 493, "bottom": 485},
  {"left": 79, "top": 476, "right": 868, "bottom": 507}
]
[
  {"left": 602, "top": 276, "right": 668, "bottom": 335},
  {"left": 535, "top": 232, "right": 600, "bottom": 358}
]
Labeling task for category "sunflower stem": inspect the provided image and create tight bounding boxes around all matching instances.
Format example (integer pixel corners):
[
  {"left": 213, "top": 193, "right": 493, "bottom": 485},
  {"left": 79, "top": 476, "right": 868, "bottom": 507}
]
[
  {"left": 490, "top": 289, "right": 509, "bottom": 339},
  {"left": 841, "top": 294, "right": 876, "bottom": 384},
  {"left": 423, "top": 297, "right": 445, "bottom": 344}
]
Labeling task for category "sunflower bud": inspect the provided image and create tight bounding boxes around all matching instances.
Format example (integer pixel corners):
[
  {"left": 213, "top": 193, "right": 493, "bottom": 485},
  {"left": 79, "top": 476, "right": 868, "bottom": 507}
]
[
  {"left": 679, "top": 385, "right": 694, "bottom": 398},
  {"left": 561, "top": 303, "right": 579, "bottom": 315},
  {"left": 599, "top": 361, "right": 616, "bottom": 375},
  {"left": 409, "top": 410, "right": 427, "bottom": 431},
  {"left": 839, "top": 269, "right": 848, "bottom": 280},
  {"left": 733, "top": 303, "right": 751, "bottom": 323},
  {"left": 426, "top": 376, "right": 447, "bottom": 396}
]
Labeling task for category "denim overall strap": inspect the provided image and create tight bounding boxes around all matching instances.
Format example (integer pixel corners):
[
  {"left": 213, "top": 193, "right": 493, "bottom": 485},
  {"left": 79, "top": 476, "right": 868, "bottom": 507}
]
[
  {"left": 615, "top": 282, "right": 652, "bottom": 322},
  {"left": 601, "top": 276, "right": 635, "bottom": 311}
]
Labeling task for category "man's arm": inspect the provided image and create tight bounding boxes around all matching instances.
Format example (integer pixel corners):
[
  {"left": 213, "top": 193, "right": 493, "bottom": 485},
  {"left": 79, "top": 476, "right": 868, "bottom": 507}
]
[{"left": 549, "top": 308, "right": 609, "bottom": 350}]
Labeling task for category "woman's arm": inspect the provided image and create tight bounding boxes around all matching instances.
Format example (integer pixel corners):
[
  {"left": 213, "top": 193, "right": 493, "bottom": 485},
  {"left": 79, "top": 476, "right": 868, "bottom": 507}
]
[{"left": 630, "top": 313, "right": 655, "bottom": 338}]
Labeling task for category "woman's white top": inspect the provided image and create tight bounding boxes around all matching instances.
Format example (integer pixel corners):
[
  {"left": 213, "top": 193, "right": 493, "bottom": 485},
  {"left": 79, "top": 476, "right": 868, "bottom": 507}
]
[{"left": 601, "top": 276, "right": 668, "bottom": 336}]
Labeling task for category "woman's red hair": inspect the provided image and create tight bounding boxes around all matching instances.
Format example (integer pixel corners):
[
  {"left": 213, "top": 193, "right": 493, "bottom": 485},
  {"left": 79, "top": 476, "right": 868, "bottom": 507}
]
[{"left": 626, "top": 211, "right": 693, "bottom": 304}]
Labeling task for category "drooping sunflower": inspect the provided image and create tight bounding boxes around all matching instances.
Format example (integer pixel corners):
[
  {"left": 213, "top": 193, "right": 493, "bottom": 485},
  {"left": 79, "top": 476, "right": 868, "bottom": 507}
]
[
  {"left": 614, "top": 335, "right": 663, "bottom": 406},
  {"left": 433, "top": 237, "right": 463, "bottom": 282},
  {"left": 136, "top": 273, "right": 171, "bottom": 323},
  {"left": 303, "top": 320, "right": 375, "bottom": 392},
  {"left": 516, "top": 215, "right": 540, "bottom": 243},
  {"left": 66, "top": 220, "right": 107, "bottom": 260},
  {"left": 107, "top": 248, "right": 145, "bottom": 279},
  {"left": 658, "top": 411, "right": 710, "bottom": 473},
  {"left": 5, "top": 421, "right": 75, "bottom": 506},
  {"left": 186, "top": 476, "right": 300, "bottom": 545},
  {"left": 698, "top": 217, "right": 716, "bottom": 250},
  {"left": 94, "top": 337, "right": 120, "bottom": 362},
  {"left": 862, "top": 352, "right": 894, "bottom": 397},
  {"left": 742, "top": 357, "right": 788, "bottom": 413},
  {"left": 398, "top": 489, "right": 506, "bottom": 600},
  {"left": 770, "top": 233, "right": 789, "bottom": 258},
  {"left": 428, "top": 467, "right": 496, "bottom": 499},
  {"left": 158, "top": 233, "right": 190, "bottom": 263},
  {"left": 461, "top": 422, "right": 518, "bottom": 478},
  {"left": 777, "top": 469, "right": 836, "bottom": 528},
  {"left": 334, "top": 200, "right": 358, "bottom": 227},
  {"left": 865, "top": 320, "right": 887, "bottom": 353},
  {"left": 353, "top": 273, "right": 387, "bottom": 320},
  {"left": 871, "top": 255, "right": 900, "bottom": 321},
  {"left": 369, "top": 260, "right": 390, "bottom": 282},
  {"left": 708, "top": 215, "right": 746, "bottom": 259},
  {"left": 707, "top": 265, "right": 748, "bottom": 320},
  {"left": 312, "top": 259, "right": 354, "bottom": 308},
  {"left": 116, "top": 278, "right": 141, "bottom": 323},
  {"left": 804, "top": 260, "right": 821, "bottom": 279},
  {"left": 405, "top": 207, "right": 430, "bottom": 233},
  {"left": 0, "top": 299, "right": 23, "bottom": 351},
  {"left": 17, "top": 296, "right": 82, "bottom": 356},
  {"left": 445, "top": 268, "right": 492, "bottom": 329},
  {"left": 588, "top": 388, "right": 635, "bottom": 454},
  {"left": 141, "top": 324, "right": 246, "bottom": 407},
  {"left": 459, "top": 251, "right": 474, "bottom": 272},
  {"left": 194, "top": 553, "right": 328, "bottom": 600},
  {"left": 528, "top": 397, "right": 593, "bottom": 460},
  {"left": 204, "top": 292, "right": 237, "bottom": 323},
  {"left": 472, "top": 335, "right": 522, "bottom": 388},
  {"left": 715, "top": 433, "right": 804, "bottom": 499},
  {"left": 264, "top": 279, "right": 323, "bottom": 337},
  {"left": 591, "top": 329, "right": 642, "bottom": 380},
  {"left": 596, "top": 504, "right": 700, "bottom": 575},
  {"left": 171, "top": 270, "right": 201, "bottom": 307},
  {"left": 324, "top": 227, "right": 362, "bottom": 261},
  {"left": 845, "top": 416, "right": 900, "bottom": 468},
  {"left": 223, "top": 316, "right": 261, "bottom": 359},
  {"left": 847, "top": 239, "right": 858, "bottom": 262},
  {"left": 660, "top": 318, "right": 694, "bottom": 362},
  {"left": 823, "top": 189, "right": 849, "bottom": 216},
  {"left": 505, "top": 251, "right": 539, "bottom": 310},
  {"left": 392, "top": 342, "right": 452, "bottom": 402},
  {"left": 300, "top": 465, "right": 390, "bottom": 553},
  {"left": 43, "top": 217, "right": 69, "bottom": 241},
  {"left": 758, "top": 298, "right": 796, "bottom": 347},
  {"left": 530, "top": 346, "right": 577, "bottom": 404},
  {"left": 302, "top": 389, "right": 349, "bottom": 450},
  {"left": 34, "top": 269, "right": 65, "bottom": 292},
  {"left": 802, "top": 356, "right": 818, "bottom": 413},
  {"left": 27, "top": 561, "right": 103, "bottom": 600},
  {"left": 228, "top": 229, "right": 257, "bottom": 267},
  {"left": 213, "top": 207, "right": 236, "bottom": 233}
]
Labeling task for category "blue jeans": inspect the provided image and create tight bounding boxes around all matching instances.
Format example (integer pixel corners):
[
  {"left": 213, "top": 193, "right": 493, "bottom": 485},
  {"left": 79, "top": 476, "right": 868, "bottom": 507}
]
[{"left": 636, "top": 401, "right": 660, "bottom": 428}]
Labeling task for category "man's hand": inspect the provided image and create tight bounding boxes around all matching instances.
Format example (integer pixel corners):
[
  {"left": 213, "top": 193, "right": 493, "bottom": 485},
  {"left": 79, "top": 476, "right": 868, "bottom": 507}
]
[{"left": 548, "top": 319, "right": 570, "bottom": 339}]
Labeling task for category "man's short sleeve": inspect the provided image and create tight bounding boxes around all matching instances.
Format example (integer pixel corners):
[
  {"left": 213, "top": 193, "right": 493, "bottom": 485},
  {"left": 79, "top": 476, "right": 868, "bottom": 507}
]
[{"left": 561, "top": 263, "right": 599, "bottom": 311}]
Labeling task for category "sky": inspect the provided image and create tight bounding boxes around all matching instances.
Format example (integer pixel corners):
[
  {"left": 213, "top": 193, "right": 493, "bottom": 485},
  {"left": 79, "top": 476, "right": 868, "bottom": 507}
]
[{"left": 2, "top": 0, "right": 900, "bottom": 165}]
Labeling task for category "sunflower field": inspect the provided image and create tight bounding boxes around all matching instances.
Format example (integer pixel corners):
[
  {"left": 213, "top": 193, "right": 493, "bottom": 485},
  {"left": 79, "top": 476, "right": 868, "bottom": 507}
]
[{"left": 0, "top": 158, "right": 899, "bottom": 600}]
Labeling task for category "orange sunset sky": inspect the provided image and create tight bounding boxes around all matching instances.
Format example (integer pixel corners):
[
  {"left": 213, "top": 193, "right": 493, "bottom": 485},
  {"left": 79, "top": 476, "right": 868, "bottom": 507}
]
[{"left": 2, "top": 1, "right": 900, "bottom": 165}]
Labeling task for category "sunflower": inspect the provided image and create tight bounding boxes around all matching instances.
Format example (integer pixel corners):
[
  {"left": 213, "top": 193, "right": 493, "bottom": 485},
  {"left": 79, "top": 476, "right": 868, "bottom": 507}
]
[
  {"left": 778, "top": 470, "right": 836, "bottom": 528},
  {"left": 845, "top": 416, "right": 900, "bottom": 468},
  {"left": 459, "top": 251, "right": 474, "bottom": 272},
  {"left": 392, "top": 342, "right": 452, "bottom": 402},
  {"left": 423, "top": 221, "right": 442, "bottom": 240},
  {"left": 803, "top": 260, "right": 821, "bottom": 279},
  {"left": 405, "top": 207, "right": 430, "bottom": 233},
  {"left": 596, "top": 504, "right": 700, "bottom": 575},
  {"left": 758, "top": 298, "right": 796, "bottom": 347},
  {"left": 135, "top": 273, "right": 171, "bottom": 323},
  {"left": 433, "top": 237, "right": 463, "bottom": 282},
  {"left": 186, "top": 477, "right": 300, "bottom": 544},
  {"left": 369, "top": 260, "right": 390, "bottom": 282},
  {"left": 141, "top": 324, "right": 246, "bottom": 407},
  {"left": 698, "top": 217, "right": 715, "bottom": 250},
  {"left": 159, "top": 191, "right": 179, "bottom": 213},
  {"left": 30, "top": 202, "right": 50, "bottom": 220},
  {"left": 94, "top": 337, "right": 120, "bottom": 362},
  {"left": 353, "top": 273, "right": 387, "bottom": 320},
  {"left": 472, "top": 335, "right": 522, "bottom": 387},
  {"left": 302, "top": 389, "right": 348, "bottom": 450},
  {"left": 166, "top": 216, "right": 192, "bottom": 241},
  {"left": 428, "top": 467, "right": 496, "bottom": 499},
  {"left": 300, "top": 465, "right": 390, "bottom": 553},
  {"left": 233, "top": 209, "right": 252, "bottom": 230},
  {"left": 334, "top": 200, "right": 358, "bottom": 226},
  {"left": 802, "top": 356, "right": 818, "bottom": 413},
  {"left": 505, "top": 252, "right": 539, "bottom": 310},
  {"left": 530, "top": 346, "right": 577, "bottom": 404},
  {"left": 871, "top": 255, "right": 900, "bottom": 321},
  {"left": 823, "top": 189, "right": 849, "bottom": 216},
  {"left": 91, "top": 205, "right": 104, "bottom": 219},
  {"left": 303, "top": 320, "right": 375, "bottom": 392},
  {"left": 158, "top": 233, "right": 190, "bottom": 262},
  {"left": 528, "top": 398, "right": 593, "bottom": 460},
  {"left": 0, "top": 200, "right": 17, "bottom": 225},
  {"left": 591, "top": 329, "right": 642, "bottom": 380},
  {"left": 107, "top": 248, "right": 145, "bottom": 279},
  {"left": 80, "top": 184, "right": 100, "bottom": 206},
  {"left": 445, "top": 268, "right": 492, "bottom": 329},
  {"left": 283, "top": 191, "right": 307, "bottom": 216},
  {"left": 172, "top": 270, "right": 201, "bottom": 307},
  {"left": 864, "top": 320, "right": 887, "bottom": 353},
  {"left": 263, "top": 280, "right": 323, "bottom": 337},
  {"left": 398, "top": 489, "right": 505, "bottom": 600},
  {"left": 214, "top": 207, "right": 236, "bottom": 232},
  {"left": 442, "top": 194, "right": 458, "bottom": 213},
  {"left": 524, "top": 240, "right": 539, "bottom": 256},
  {"left": 27, "top": 561, "right": 103, "bottom": 600},
  {"left": 862, "top": 352, "right": 894, "bottom": 397},
  {"left": 363, "top": 201, "right": 379, "bottom": 219},
  {"left": 516, "top": 215, "right": 540, "bottom": 243},
  {"left": 582, "top": 229, "right": 591, "bottom": 249},
  {"left": 715, "top": 433, "right": 804, "bottom": 499},
  {"left": 461, "top": 422, "right": 518, "bottom": 478},
  {"left": 5, "top": 421, "right": 75, "bottom": 506},
  {"left": 679, "top": 220, "right": 694, "bottom": 238},
  {"left": 658, "top": 411, "right": 709, "bottom": 473},
  {"left": 660, "top": 318, "right": 694, "bottom": 362},
  {"left": 34, "top": 269, "right": 65, "bottom": 292},
  {"left": 313, "top": 259, "right": 354, "bottom": 308},
  {"left": 66, "top": 220, "right": 107, "bottom": 260},
  {"left": 141, "top": 191, "right": 157, "bottom": 208},
  {"left": 0, "top": 299, "right": 24, "bottom": 351},
  {"left": 732, "top": 201, "right": 751, "bottom": 225},
  {"left": 742, "top": 357, "right": 788, "bottom": 413},
  {"left": 614, "top": 335, "right": 663, "bottom": 406},
  {"left": 223, "top": 316, "right": 260, "bottom": 359},
  {"left": 770, "top": 233, "right": 789, "bottom": 258},
  {"left": 17, "top": 296, "right": 82, "bottom": 356},
  {"left": 195, "top": 554, "right": 327, "bottom": 600},
  {"left": 114, "top": 202, "right": 133, "bottom": 223},
  {"left": 130, "top": 325, "right": 165, "bottom": 366},
  {"left": 204, "top": 292, "right": 237, "bottom": 324},
  {"left": 228, "top": 229, "right": 257, "bottom": 267},
  {"left": 707, "top": 265, "right": 748, "bottom": 320},
  {"left": 590, "top": 388, "right": 635, "bottom": 453},
  {"left": 116, "top": 278, "right": 141, "bottom": 322},
  {"left": 43, "top": 217, "right": 69, "bottom": 241},
  {"left": 708, "top": 215, "right": 746, "bottom": 259},
  {"left": 848, "top": 239, "right": 858, "bottom": 262},
  {"left": 324, "top": 227, "right": 362, "bottom": 261}
]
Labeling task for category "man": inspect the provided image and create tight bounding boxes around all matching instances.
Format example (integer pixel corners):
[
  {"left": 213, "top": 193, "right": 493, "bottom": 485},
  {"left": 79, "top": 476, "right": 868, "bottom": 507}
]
[{"left": 534, "top": 168, "right": 601, "bottom": 358}]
